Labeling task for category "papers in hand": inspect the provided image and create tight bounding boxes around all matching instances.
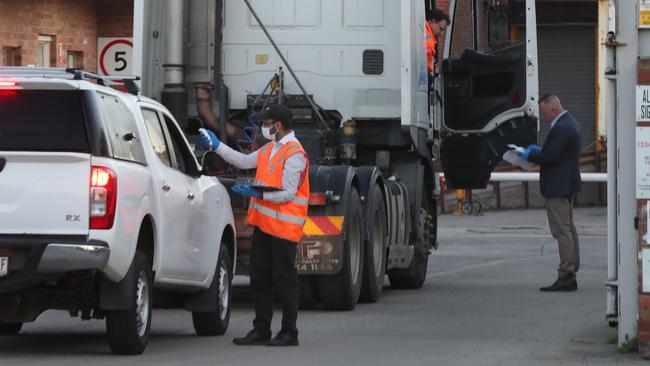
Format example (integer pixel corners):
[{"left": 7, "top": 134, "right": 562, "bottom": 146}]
[{"left": 503, "top": 144, "right": 534, "bottom": 171}]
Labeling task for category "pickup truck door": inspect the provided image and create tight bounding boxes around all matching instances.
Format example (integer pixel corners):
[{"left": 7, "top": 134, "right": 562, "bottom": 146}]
[
  {"left": 439, "top": 0, "right": 538, "bottom": 189},
  {"left": 141, "top": 109, "right": 213, "bottom": 283}
]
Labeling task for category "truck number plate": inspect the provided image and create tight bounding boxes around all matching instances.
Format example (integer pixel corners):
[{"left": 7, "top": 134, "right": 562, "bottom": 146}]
[{"left": 0, "top": 257, "right": 7, "bottom": 277}]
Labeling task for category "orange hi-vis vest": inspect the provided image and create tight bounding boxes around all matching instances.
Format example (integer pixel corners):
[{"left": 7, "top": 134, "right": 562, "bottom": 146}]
[
  {"left": 425, "top": 22, "right": 437, "bottom": 73},
  {"left": 247, "top": 140, "right": 310, "bottom": 243}
]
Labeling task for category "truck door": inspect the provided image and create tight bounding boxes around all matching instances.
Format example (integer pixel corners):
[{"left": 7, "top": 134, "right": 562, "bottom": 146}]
[
  {"left": 401, "top": 0, "right": 430, "bottom": 130},
  {"left": 439, "top": 0, "right": 538, "bottom": 189}
]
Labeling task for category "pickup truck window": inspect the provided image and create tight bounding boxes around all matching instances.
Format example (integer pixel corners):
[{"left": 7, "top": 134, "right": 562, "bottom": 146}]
[
  {"left": 162, "top": 114, "right": 198, "bottom": 177},
  {"left": 0, "top": 90, "right": 89, "bottom": 152},
  {"left": 96, "top": 92, "right": 147, "bottom": 165},
  {"left": 141, "top": 109, "right": 172, "bottom": 167}
]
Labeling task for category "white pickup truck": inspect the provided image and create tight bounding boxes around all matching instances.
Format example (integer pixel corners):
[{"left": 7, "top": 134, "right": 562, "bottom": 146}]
[{"left": 0, "top": 67, "right": 236, "bottom": 355}]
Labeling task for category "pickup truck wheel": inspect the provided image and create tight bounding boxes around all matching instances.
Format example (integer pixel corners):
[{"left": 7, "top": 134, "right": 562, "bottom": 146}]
[
  {"left": 318, "top": 187, "right": 364, "bottom": 310},
  {"left": 192, "top": 244, "right": 232, "bottom": 336},
  {"left": 0, "top": 322, "right": 22, "bottom": 335},
  {"left": 106, "top": 251, "right": 152, "bottom": 355},
  {"left": 359, "top": 183, "right": 387, "bottom": 303}
]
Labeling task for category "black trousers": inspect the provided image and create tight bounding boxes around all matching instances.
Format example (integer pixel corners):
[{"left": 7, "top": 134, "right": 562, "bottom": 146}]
[{"left": 250, "top": 227, "right": 299, "bottom": 337}]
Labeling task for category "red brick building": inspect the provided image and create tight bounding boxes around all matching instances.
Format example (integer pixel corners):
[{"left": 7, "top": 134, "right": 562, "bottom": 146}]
[{"left": 0, "top": 0, "right": 133, "bottom": 73}]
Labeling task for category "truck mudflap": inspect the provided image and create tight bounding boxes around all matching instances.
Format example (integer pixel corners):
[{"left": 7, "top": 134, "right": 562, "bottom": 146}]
[{"left": 297, "top": 216, "right": 344, "bottom": 275}]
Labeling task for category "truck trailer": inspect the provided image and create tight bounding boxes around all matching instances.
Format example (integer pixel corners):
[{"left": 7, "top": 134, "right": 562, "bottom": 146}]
[{"left": 135, "top": 0, "right": 539, "bottom": 310}]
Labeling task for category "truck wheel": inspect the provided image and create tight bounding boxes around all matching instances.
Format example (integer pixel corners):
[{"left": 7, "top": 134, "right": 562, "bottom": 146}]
[
  {"left": 318, "top": 187, "right": 364, "bottom": 310},
  {"left": 359, "top": 183, "right": 387, "bottom": 303},
  {"left": 0, "top": 322, "right": 22, "bottom": 335},
  {"left": 106, "top": 251, "right": 152, "bottom": 355},
  {"left": 192, "top": 244, "right": 232, "bottom": 336}
]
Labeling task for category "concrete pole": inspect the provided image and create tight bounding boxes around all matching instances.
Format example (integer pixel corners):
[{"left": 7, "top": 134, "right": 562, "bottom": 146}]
[
  {"left": 605, "top": 0, "right": 618, "bottom": 326},
  {"left": 615, "top": 0, "right": 639, "bottom": 347}
]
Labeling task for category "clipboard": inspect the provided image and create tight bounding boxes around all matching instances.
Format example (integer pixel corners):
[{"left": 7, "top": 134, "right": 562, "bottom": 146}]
[{"left": 249, "top": 184, "right": 282, "bottom": 192}]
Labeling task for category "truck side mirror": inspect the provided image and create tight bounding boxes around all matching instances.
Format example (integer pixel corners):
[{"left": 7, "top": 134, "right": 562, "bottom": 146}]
[
  {"left": 487, "top": 9, "right": 510, "bottom": 49},
  {"left": 201, "top": 151, "right": 222, "bottom": 176}
]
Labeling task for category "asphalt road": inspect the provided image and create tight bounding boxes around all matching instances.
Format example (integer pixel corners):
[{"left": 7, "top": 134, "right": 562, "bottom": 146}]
[{"left": 0, "top": 208, "right": 642, "bottom": 365}]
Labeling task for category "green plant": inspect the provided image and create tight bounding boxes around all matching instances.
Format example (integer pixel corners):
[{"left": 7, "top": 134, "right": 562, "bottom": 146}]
[{"left": 618, "top": 334, "right": 639, "bottom": 354}]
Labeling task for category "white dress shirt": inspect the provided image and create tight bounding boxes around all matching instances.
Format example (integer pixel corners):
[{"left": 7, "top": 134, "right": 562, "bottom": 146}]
[
  {"left": 215, "top": 132, "right": 307, "bottom": 204},
  {"left": 550, "top": 110, "right": 568, "bottom": 129}
]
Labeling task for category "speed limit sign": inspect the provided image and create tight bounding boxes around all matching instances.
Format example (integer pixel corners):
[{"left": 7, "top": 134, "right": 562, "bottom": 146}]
[{"left": 98, "top": 38, "right": 133, "bottom": 76}]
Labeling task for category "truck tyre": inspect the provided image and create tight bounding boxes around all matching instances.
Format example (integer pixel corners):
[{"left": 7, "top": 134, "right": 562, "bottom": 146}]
[
  {"left": 0, "top": 322, "right": 22, "bottom": 335},
  {"left": 106, "top": 251, "right": 152, "bottom": 355},
  {"left": 318, "top": 187, "right": 364, "bottom": 310},
  {"left": 359, "top": 184, "right": 387, "bottom": 303},
  {"left": 192, "top": 244, "right": 232, "bottom": 336}
]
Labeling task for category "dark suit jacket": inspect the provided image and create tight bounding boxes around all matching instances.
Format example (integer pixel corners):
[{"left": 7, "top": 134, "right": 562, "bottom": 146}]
[{"left": 528, "top": 112, "right": 582, "bottom": 198}]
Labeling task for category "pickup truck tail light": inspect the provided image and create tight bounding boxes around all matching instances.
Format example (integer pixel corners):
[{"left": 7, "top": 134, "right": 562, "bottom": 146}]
[{"left": 90, "top": 166, "right": 117, "bottom": 230}]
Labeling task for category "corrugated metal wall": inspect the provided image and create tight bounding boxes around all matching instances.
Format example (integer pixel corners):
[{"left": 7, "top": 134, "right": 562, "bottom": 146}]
[{"left": 537, "top": 25, "right": 596, "bottom": 152}]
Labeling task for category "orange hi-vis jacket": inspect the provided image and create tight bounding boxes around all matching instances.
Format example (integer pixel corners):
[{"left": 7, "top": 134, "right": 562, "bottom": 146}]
[
  {"left": 425, "top": 21, "right": 437, "bottom": 73},
  {"left": 247, "top": 140, "right": 310, "bottom": 243}
]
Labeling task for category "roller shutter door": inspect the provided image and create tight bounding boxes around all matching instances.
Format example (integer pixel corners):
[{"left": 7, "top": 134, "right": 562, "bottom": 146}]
[{"left": 537, "top": 26, "right": 596, "bottom": 152}]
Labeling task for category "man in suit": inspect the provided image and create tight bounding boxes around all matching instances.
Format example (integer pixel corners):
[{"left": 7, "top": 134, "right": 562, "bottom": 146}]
[{"left": 519, "top": 94, "right": 582, "bottom": 292}]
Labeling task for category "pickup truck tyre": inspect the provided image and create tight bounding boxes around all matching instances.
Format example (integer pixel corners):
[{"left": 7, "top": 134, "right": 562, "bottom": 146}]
[
  {"left": 106, "top": 251, "right": 152, "bottom": 355},
  {"left": 0, "top": 322, "right": 22, "bottom": 335},
  {"left": 192, "top": 244, "right": 232, "bottom": 336},
  {"left": 318, "top": 187, "right": 364, "bottom": 310},
  {"left": 359, "top": 184, "right": 387, "bottom": 303}
]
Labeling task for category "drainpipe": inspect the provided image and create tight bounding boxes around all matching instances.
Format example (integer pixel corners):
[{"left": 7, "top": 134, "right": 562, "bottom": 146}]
[{"left": 161, "top": 0, "right": 187, "bottom": 119}]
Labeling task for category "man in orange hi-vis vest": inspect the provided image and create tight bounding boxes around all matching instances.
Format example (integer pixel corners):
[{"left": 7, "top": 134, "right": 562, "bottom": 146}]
[
  {"left": 200, "top": 105, "right": 308, "bottom": 347},
  {"left": 426, "top": 8, "right": 450, "bottom": 90}
]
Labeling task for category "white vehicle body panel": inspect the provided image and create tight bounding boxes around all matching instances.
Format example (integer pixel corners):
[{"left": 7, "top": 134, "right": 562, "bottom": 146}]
[
  {"left": 0, "top": 152, "right": 90, "bottom": 235},
  {"left": 222, "top": 0, "right": 430, "bottom": 125}
]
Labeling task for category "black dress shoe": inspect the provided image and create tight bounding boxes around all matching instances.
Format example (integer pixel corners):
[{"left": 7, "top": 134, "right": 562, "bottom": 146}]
[
  {"left": 267, "top": 332, "right": 299, "bottom": 347},
  {"left": 233, "top": 329, "right": 271, "bottom": 346},
  {"left": 540, "top": 277, "right": 577, "bottom": 292}
]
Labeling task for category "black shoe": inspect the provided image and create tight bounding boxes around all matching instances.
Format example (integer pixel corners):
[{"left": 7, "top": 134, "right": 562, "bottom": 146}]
[
  {"left": 267, "top": 332, "right": 299, "bottom": 347},
  {"left": 233, "top": 329, "right": 271, "bottom": 346},
  {"left": 540, "top": 277, "right": 577, "bottom": 292}
]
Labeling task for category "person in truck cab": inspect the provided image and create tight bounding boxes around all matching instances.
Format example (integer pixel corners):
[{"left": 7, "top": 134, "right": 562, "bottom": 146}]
[
  {"left": 426, "top": 7, "right": 450, "bottom": 90},
  {"left": 200, "top": 105, "right": 309, "bottom": 346}
]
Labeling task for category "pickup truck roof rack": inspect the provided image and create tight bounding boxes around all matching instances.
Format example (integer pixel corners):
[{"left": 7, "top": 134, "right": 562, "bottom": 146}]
[{"left": 0, "top": 67, "right": 141, "bottom": 96}]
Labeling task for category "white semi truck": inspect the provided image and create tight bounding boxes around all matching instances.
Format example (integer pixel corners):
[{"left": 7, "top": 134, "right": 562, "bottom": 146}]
[{"left": 135, "top": 0, "right": 539, "bottom": 310}]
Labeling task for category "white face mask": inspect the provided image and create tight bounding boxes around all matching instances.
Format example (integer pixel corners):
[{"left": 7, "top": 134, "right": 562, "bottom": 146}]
[
  {"left": 261, "top": 126, "right": 275, "bottom": 140},
  {"left": 261, "top": 123, "right": 278, "bottom": 140}
]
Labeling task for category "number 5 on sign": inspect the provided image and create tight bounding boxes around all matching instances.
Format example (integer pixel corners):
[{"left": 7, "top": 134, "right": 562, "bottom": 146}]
[{"left": 98, "top": 38, "right": 133, "bottom": 77}]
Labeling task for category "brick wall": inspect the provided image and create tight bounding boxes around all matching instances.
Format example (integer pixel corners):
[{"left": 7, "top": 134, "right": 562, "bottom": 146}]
[
  {"left": 98, "top": 0, "right": 133, "bottom": 38},
  {"left": 0, "top": 0, "right": 98, "bottom": 71},
  {"left": 0, "top": 0, "right": 133, "bottom": 73}
]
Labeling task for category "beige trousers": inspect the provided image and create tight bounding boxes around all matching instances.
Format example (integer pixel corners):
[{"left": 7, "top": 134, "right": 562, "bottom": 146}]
[{"left": 545, "top": 196, "right": 580, "bottom": 278}]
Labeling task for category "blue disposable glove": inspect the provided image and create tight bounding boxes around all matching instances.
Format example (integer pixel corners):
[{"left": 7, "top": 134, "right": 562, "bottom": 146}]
[
  {"left": 232, "top": 184, "right": 261, "bottom": 199},
  {"left": 199, "top": 128, "right": 221, "bottom": 150},
  {"left": 527, "top": 144, "right": 542, "bottom": 154}
]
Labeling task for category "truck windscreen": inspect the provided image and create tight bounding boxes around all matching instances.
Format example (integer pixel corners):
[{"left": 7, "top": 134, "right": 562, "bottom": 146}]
[{"left": 0, "top": 90, "right": 90, "bottom": 152}]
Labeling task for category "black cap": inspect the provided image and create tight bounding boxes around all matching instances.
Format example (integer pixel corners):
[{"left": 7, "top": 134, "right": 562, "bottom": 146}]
[{"left": 260, "top": 105, "right": 293, "bottom": 125}]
